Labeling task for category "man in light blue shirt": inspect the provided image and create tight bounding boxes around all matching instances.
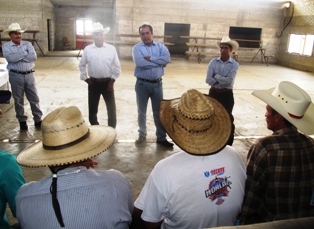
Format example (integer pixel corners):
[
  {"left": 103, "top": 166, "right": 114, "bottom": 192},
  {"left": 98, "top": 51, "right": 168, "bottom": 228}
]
[
  {"left": 132, "top": 24, "right": 173, "bottom": 148},
  {"left": 2, "top": 23, "right": 43, "bottom": 130},
  {"left": 206, "top": 36, "right": 239, "bottom": 146}
]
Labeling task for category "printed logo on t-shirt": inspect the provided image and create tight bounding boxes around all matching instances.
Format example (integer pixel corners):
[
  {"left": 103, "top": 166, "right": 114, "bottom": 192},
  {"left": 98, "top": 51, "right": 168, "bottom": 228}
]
[{"left": 203, "top": 167, "right": 232, "bottom": 205}]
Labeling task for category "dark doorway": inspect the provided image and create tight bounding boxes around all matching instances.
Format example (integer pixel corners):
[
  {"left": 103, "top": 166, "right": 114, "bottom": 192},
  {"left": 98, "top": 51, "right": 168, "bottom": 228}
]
[
  {"left": 164, "top": 23, "right": 190, "bottom": 56},
  {"left": 47, "top": 19, "right": 52, "bottom": 51}
]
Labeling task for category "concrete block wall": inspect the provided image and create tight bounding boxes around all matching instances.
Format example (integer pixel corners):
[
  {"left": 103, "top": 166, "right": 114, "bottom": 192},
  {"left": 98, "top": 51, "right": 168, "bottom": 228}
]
[
  {"left": 277, "top": 0, "right": 314, "bottom": 72},
  {"left": 0, "top": 0, "right": 54, "bottom": 56},
  {"left": 115, "top": 0, "right": 284, "bottom": 64}
]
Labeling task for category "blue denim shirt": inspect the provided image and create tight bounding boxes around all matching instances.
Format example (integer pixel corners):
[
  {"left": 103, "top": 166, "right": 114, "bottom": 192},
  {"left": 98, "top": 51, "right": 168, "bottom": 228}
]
[
  {"left": 132, "top": 41, "right": 171, "bottom": 80},
  {"left": 206, "top": 57, "right": 239, "bottom": 89}
]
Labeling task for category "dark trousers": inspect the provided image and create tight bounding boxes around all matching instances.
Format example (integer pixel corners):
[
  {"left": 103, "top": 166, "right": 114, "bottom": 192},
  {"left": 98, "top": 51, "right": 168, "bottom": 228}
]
[
  {"left": 209, "top": 87, "right": 235, "bottom": 146},
  {"left": 88, "top": 81, "right": 116, "bottom": 128}
]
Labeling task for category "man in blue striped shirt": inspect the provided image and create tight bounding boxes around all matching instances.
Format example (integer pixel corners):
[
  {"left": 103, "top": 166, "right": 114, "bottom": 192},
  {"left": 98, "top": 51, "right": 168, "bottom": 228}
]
[
  {"left": 132, "top": 24, "right": 173, "bottom": 148},
  {"left": 15, "top": 106, "right": 133, "bottom": 229},
  {"left": 2, "top": 23, "right": 43, "bottom": 130}
]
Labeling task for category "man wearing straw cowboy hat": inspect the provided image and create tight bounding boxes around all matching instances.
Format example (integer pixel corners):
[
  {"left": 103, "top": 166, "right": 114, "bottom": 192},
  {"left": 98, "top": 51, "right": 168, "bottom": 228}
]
[
  {"left": 2, "top": 23, "right": 43, "bottom": 130},
  {"left": 15, "top": 106, "right": 133, "bottom": 229},
  {"left": 79, "top": 22, "right": 121, "bottom": 128},
  {"left": 131, "top": 89, "right": 246, "bottom": 229},
  {"left": 239, "top": 81, "right": 314, "bottom": 224},
  {"left": 206, "top": 36, "right": 239, "bottom": 146}
]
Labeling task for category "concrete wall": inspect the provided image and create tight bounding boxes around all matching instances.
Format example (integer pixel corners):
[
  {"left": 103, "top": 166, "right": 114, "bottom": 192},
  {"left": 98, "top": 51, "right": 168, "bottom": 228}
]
[
  {"left": 0, "top": 0, "right": 313, "bottom": 72},
  {"left": 277, "top": 0, "right": 314, "bottom": 72},
  {"left": 115, "top": 0, "right": 284, "bottom": 63},
  {"left": 0, "top": 0, "right": 54, "bottom": 56}
]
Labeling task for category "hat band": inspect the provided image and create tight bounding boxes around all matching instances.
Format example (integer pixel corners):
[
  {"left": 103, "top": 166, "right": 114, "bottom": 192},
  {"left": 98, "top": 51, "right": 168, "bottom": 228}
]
[
  {"left": 43, "top": 130, "right": 90, "bottom": 150},
  {"left": 288, "top": 112, "right": 303, "bottom": 119},
  {"left": 172, "top": 116, "right": 210, "bottom": 133}
]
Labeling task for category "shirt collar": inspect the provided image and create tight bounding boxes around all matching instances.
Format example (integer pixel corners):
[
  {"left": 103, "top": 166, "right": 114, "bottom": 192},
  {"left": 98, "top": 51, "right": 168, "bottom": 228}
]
[
  {"left": 140, "top": 40, "right": 156, "bottom": 47},
  {"left": 217, "top": 56, "right": 233, "bottom": 63},
  {"left": 272, "top": 125, "right": 298, "bottom": 136},
  {"left": 55, "top": 166, "right": 88, "bottom": 176},
  {"left": 9, "top": 40, "right": 25, "bottom": 46},
  {"left": 91, "top": 42, "right": 107, "bottom": 48}
]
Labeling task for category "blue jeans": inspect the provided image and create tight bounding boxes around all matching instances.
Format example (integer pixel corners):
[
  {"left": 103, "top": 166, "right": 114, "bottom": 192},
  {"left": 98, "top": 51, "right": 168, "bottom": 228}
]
[{"left": 135, "top": 79, "right": 167, "bottom": 141}]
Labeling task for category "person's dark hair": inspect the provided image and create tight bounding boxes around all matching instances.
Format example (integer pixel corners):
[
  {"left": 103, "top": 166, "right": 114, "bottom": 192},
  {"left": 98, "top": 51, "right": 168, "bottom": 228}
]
[
  {"left": 9, "top": 31, "right": 19, "bottom": 36},
  {"left": 139, "top": 24, "right": 153, "bottom": 34},
  {"left": 270, "top": 107, "right": 293, "bottom": 127}
]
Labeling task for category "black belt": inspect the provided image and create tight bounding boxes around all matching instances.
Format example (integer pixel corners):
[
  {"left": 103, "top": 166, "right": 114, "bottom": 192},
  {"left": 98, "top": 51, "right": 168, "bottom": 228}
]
[
  {"left": 138, "top": 78, "right": 162, "bottom": 83},
  {"left": 90, "top": 77, "right": 111, "bottom": 82},
  {"left": 10, "top": 69, "right": 34, "bottom": 75},
  {"left": 211, "top": 87, "right": 233, "bottom": 93}
]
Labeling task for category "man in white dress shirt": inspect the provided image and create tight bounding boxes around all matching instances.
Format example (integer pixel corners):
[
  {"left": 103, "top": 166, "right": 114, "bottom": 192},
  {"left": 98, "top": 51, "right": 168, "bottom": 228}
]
[{"left": 79, "top": 22, "right": 121, "bottom": 128}]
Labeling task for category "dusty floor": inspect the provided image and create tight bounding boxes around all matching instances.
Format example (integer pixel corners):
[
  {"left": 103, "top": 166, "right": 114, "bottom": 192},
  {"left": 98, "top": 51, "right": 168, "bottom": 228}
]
[{"left": 1, "top": 51, "right": 314, "bottom": 225}]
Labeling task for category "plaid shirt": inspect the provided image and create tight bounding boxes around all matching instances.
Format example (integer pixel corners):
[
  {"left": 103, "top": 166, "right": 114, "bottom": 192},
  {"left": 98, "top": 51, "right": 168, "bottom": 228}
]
[{"left": 240, "top": 126, "right": 314, "bottom": 224}]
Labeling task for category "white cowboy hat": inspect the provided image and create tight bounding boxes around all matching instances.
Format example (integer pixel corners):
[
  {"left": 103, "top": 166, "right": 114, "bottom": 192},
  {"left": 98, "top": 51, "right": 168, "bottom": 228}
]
[
  {"left": 17, "top": 106, "right": 116, "bottom": 167},
  {"left": 216, "top": 36, "right": 239, "bottom": 52},
  {"left": 159, "top": 89, "right": 232, "bottom": 155},
  {"left": 2, "top": 23, "right": 27, "bottom": 37},
  {"left": 252, "top": 81, "right": 314, "bottom": 135},
  {"left": 91, "top": 22, "right": 110, "bottom": 34}
]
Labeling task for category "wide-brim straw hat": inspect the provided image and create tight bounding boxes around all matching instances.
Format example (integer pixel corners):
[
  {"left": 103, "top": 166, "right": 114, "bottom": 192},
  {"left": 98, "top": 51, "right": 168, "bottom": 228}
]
[
  {"left": 159, "top": 89, "right": 232, "bottom": 155},
  {"left": 91, "top": 22, "right": 110, "bottom": 34},
  {"left": 216, "top": 36, "right": 239, "bottom": 52},
  {"left": 252, "top": 81, "right": 314, "bottom": 135},
  {"left": 17, "top": 106, "right": 116, "bottom": 167},
  {"left": 2, "top": 23, "right": 27, "bottom": 37}
]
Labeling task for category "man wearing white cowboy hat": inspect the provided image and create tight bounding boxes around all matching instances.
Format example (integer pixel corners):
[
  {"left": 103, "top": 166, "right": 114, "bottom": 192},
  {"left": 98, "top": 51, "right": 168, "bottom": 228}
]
[
  {"left": 205, "top": 36, "right": 239, "bottom": 146},
  {"left": 2, "top": 23, "right": 43, "bottom": 130},
  {"left": 239, "top": 81, "right": 314, "bottom": 224},
  {"left": 131, "top": 89, "right": 246, "bottom": 229},
  {"left": 79, "top": 22, "right": 121, "bottom": 128},
  {"left": 15, "top": 106, "right": 133, "bottom": 229}
]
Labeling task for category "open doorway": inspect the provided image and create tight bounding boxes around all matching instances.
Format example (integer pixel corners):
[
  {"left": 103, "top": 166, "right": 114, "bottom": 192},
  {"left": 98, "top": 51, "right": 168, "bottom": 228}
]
[{"left": 164, "top": 23, "right": 190, "bottom": 56}]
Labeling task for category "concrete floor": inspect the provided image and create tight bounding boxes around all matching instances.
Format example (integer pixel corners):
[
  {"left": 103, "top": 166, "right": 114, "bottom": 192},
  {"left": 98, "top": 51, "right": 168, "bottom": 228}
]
[{"left": 1, "top": 51, "right": 314, "bottom": 225}]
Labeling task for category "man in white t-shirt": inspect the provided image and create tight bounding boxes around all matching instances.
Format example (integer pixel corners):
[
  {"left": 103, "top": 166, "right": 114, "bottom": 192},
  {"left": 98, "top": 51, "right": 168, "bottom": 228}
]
[{"left": 131, "top": 89, "right": 246, "bottom": 229}]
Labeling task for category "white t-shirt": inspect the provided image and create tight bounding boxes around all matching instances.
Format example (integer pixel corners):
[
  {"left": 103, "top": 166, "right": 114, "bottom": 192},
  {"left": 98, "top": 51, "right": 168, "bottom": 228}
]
[{"left": 134, "top": 146, "right": 246, "bottom": 229}]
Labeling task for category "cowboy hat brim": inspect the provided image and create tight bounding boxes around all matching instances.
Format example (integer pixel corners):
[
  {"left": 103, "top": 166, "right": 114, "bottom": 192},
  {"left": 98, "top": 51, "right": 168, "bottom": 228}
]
[
  {"left": 2, "top": 29, "right": 27, "bottom": 37},
  {"left": 253, "top": 88, "right": 314, "bottom": 135},
  {"left": 216, "top": 40, "right": 239, "bottom": 52},
  {"left": 17, "top": 126, "right": 116, "bottom": 167},
  {"left": 93, "top": 27, "right": 110, "bottom": 34},
  {"left": 159, "top": 96, "right": 232, "bottom": 155}
]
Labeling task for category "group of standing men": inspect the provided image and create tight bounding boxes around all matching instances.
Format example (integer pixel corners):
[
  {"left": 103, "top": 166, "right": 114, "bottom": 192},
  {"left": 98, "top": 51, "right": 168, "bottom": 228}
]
[
  {"left": 1, "top": 21, "right": 314, "bottom": 229},
  {"left": 79, "top": 23, "right": 174, "bottom": 147}
]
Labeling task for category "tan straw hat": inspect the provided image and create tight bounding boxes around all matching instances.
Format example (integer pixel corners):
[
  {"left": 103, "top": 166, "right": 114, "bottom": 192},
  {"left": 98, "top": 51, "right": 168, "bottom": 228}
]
[
  {"left": 159, "top": 89, "right": 232, "bottom": 155},
  {"left": 252, "top": 81, "right": 314, "bottom": 135},
  {"left": 92, "top": 22, "right": 110, "bottom": 34},
  {"left": 17, "top": 106, "right": 116, "bottom": 167},
  {"left": 2, "top": 23, "right": 27, "bottom": 37},
  {"left": 216, "top": 36, "right": 239, "bottom": 52}
]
